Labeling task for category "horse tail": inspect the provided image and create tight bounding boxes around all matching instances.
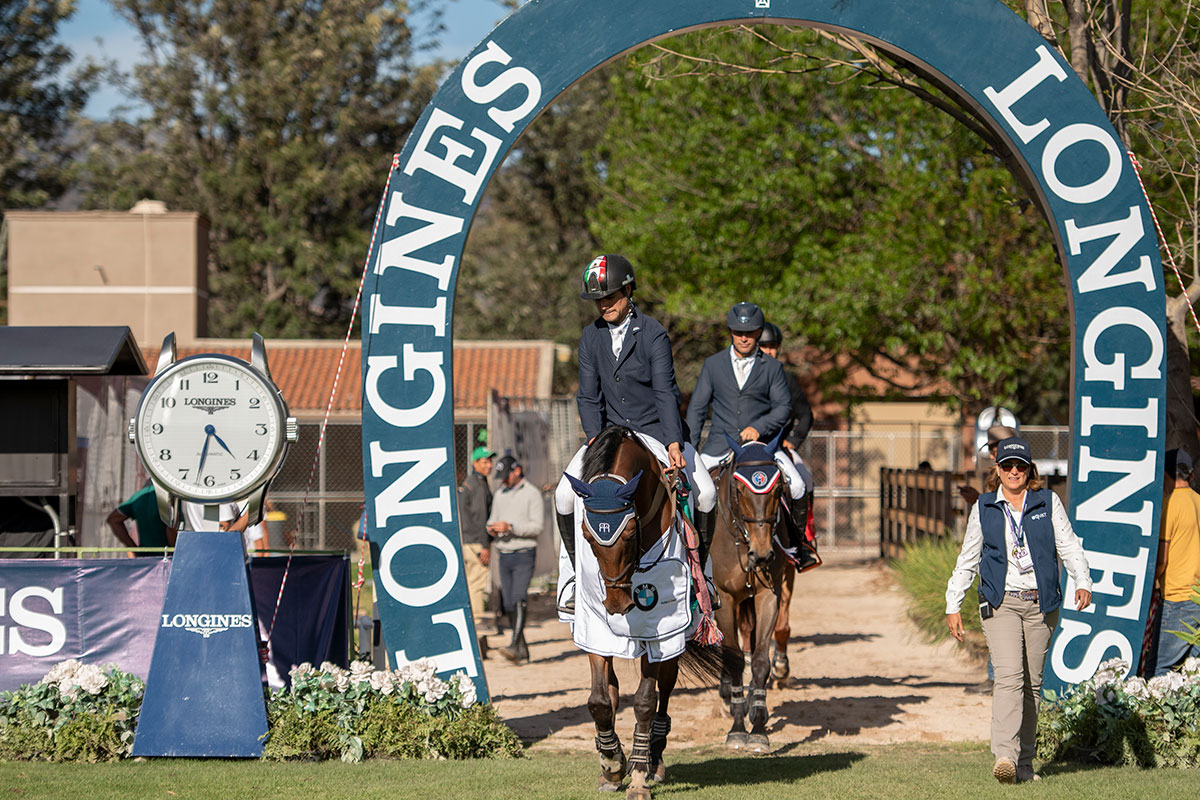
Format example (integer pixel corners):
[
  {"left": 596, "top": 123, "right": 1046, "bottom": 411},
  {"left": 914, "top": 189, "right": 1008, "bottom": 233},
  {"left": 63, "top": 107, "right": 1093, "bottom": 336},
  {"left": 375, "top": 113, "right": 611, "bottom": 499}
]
[
  {"left": 581, "top": 425, "right": 636, "bottom": 480},
  {"left": 677, "top": 640, "right": 724, "bottom": 685}
]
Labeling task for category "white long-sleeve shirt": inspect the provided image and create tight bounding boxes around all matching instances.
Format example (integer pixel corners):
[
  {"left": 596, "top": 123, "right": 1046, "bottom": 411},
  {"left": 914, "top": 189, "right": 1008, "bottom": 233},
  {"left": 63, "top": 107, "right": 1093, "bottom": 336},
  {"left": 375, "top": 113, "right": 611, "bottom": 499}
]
[{"left": 945, "top": 490, "right": 1092, "bottom": 613}]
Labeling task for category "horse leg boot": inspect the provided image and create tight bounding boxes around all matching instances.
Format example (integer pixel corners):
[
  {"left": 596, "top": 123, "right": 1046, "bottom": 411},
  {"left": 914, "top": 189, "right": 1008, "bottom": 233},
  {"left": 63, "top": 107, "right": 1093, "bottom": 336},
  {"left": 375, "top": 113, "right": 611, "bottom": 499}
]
[
  {"left": 556, "top": 511, "right": 575, "bottom": 612},
  {"left": 647, "top": 714, "right": 671, "bottom": 785},
  {"left": 501, "top": 599, "right": 529, "bottom": 664}
]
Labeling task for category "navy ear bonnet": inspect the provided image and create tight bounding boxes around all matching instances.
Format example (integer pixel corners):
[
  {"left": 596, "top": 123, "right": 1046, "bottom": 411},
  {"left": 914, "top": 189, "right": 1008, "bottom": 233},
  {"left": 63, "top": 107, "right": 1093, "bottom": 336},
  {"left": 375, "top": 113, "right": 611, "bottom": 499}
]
[
  {"left": 565, "top": 471, "right": 642, "bottom": 545},
  {"left": 728, "top": 439, "right": 781, "bottom": 495}
]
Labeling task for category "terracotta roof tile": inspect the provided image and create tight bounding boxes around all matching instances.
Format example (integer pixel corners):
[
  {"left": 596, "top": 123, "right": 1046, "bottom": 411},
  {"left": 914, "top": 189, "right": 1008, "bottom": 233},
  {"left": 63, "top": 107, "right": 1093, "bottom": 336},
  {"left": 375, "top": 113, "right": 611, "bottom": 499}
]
[{"left": 142, "top": 339, "right": 554, "bottom": 418}]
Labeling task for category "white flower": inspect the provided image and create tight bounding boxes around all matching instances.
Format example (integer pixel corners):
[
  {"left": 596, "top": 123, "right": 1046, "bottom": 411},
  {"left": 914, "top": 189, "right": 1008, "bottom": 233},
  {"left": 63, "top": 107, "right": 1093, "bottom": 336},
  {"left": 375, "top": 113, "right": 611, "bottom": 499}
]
[
  {"left": 334, "top": 672, "right": 351, "bottom": 693},
  {"left": 1092, "top": 658, "right": 1129, "bottom": 688},
  {"left": 419, "top": 676, "right": 448, "bottom": 704},
  {"left": 452, "top": 674, "right": 477, "bottom": 708},
  {"left": 1148, "top": 671, "right": 1186, "bottom": 698},
  {"left": 1094, "top": 684, "right": 1115, "bottom": 706},
  {"left": 74, "top": 664, "right": 109, "bottom": 695},
  {"left": 319, "top": 661, "right": 340, "bottom": 674},
  {"left": 349, "top": 660, "right": 374, "bottom": 682},
  {"left": 290, "top": 662, "right": 315, "bottom": 679},
  {"left": 369, "top": 671, "right": 395, "bottom": 695},
  {"left": 42, "top": 659, "right": 82, "bottom": 685},
  {"left": 1122, "top": 676, "right": 1150, "bottom": 701}
]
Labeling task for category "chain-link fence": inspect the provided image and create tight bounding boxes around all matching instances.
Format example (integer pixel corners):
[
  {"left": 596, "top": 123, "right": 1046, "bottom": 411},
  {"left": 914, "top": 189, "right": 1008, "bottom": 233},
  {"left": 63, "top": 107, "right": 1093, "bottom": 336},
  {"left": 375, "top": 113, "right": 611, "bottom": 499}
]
[
  {"left": 254, "top": 411, "right": 1074, "bottom": 555},
  {"left": 796, "top": 428, "right": 963, "bottom": 552}
]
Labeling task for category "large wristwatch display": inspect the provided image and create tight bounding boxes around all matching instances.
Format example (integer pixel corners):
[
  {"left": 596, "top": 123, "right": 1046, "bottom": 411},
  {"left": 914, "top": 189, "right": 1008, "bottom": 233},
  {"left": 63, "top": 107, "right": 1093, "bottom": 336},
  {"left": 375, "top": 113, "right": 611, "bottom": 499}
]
[{"left": 129, "top": 332, "right": 298, "bottom": 527}]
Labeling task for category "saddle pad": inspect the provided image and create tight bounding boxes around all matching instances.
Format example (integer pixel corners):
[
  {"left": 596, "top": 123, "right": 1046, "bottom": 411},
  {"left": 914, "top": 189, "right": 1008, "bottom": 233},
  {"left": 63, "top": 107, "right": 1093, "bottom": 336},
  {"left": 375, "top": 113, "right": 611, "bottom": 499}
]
[{"left": 603, "top": 557, "right": 692, "bottom": 641}]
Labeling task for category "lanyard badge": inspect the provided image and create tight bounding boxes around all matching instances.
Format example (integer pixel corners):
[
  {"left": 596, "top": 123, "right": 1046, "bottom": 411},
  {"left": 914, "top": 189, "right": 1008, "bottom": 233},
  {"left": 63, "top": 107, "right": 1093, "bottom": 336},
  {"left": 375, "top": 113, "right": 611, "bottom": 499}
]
[{"left": 1002, "top": 501, "right": 1035, "bottom": 574}]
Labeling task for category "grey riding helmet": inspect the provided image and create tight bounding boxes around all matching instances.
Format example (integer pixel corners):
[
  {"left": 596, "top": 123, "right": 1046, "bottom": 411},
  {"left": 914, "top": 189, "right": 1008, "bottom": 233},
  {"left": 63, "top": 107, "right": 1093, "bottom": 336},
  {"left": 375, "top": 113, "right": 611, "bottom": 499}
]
[
  {"left": 580, "top": 254, "right": 636, "bottom": 299},
  {"left": 759, "top": 321, "right": 782, "bottom": 346},
  {"left": 726, "top": 302, "right": 765, "bottom": 332}
]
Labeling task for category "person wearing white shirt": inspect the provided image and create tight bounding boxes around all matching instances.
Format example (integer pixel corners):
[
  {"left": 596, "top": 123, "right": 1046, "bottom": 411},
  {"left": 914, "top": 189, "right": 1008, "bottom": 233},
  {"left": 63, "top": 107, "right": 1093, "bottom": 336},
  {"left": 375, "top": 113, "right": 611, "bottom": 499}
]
[{"left": 945, "top": 436, "right": 1092, "bottom": 784}]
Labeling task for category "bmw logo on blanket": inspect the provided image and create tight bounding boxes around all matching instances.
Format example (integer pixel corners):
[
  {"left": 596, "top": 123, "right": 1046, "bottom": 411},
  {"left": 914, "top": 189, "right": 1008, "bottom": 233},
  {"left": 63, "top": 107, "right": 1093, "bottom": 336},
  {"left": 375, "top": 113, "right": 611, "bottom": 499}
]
[{"left": 634, "top": 583, "right": 659, "bottom": 611}]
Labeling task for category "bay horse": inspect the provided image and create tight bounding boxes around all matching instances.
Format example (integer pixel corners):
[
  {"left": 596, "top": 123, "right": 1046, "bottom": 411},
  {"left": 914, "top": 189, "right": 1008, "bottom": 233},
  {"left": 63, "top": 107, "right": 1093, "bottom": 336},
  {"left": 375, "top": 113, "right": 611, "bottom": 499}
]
[
  {"left": 710, "top": 435, "right": 786, "bottom": 753},
  {"left": 564, "top": 425, "right": 720, "bottom": 800}
]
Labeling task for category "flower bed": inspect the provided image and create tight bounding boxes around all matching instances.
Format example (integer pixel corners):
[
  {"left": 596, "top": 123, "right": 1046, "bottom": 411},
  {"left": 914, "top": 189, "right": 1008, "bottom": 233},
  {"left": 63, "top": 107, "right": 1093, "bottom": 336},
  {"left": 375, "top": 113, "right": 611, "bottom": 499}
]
[
  {"left": 0, "top": 658, "right": 522, "bottom": 763},
  {"left": 1038, "top": 657, "right": 1200, "bottom": 768},
  {"left": 264, "top": 660, "right": 523, "bottom": 761}
]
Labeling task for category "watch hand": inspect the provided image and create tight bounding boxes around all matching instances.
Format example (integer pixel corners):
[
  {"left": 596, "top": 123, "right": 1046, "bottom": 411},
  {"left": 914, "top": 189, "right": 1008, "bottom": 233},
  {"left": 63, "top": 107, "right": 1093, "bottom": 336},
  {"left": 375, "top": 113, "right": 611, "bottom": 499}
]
[
  {"left": 197, "top": 432, "right": 213, "bottom": 482},
  {"left": 211, "top": 429, "right": 235, "bottom": 457}
]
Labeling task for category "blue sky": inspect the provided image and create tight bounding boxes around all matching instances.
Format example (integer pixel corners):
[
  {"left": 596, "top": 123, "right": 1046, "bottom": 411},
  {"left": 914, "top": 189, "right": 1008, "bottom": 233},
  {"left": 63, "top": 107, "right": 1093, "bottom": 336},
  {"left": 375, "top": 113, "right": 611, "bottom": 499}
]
[{"left": 59, "top": 0, "right": 516, "bottom": 118}]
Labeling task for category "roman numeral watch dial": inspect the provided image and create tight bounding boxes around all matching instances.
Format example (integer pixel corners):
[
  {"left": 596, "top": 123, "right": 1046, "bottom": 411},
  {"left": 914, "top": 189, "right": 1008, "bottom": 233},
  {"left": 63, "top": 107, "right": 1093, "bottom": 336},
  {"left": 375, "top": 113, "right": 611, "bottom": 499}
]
[{"left": 130, "top": 333, "right": 297, "bottom": 522}]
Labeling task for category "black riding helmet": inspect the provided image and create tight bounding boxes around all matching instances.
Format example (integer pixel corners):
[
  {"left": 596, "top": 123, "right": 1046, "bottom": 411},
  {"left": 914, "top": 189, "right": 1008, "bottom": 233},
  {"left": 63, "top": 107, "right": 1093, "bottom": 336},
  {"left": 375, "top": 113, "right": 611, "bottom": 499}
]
[
  {"left": 580, "top": 254, "right": 636, "bottom": 300},
  {"left": 726, "top": 302, "right": 765, "bottom": 332},
  {"left": 759, "top": 322, "right": 782, "bottom": 346}
]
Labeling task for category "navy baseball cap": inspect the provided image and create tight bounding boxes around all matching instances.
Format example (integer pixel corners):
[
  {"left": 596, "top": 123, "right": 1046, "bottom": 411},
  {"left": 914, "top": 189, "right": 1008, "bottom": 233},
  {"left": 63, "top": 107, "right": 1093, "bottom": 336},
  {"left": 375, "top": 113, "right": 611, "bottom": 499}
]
[
  {"left": 1166, "top": 448, "right": 1193, "bottom": 477},
  {"left": 995, "top": 437, "right": 1032, "bottom": 465},
  {"left": 493, "top": 455, "right": 520, "bottom": 481}
]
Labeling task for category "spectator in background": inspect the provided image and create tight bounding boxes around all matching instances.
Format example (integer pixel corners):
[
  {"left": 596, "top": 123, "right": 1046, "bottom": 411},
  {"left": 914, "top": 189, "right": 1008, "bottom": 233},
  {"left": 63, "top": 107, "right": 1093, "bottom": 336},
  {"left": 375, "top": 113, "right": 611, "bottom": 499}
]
[
  {"left": 181, "top": 500, "right": 246, "bottom": 533},
  {"left": 488, "top": 455, "right": 543, "bottom": 664},
  {"left": 106, "top": 482, "right": 177, "bottom": 555},
  {"left": 1153, "top": 448, "right": 1200, "bottom": 675},
  {"left": 458, "top": 445, "right": 496, "bottom": 654},
  {"left": 959, "top": 424, "right": 1019, "bottom": 506}
]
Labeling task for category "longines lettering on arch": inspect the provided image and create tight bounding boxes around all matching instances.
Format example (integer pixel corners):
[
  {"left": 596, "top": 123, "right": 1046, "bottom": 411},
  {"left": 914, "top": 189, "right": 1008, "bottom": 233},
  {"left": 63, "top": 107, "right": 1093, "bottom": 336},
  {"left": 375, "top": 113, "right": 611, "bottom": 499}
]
[{"left": 361, "top": 0, "right": 1166, "bottom": 701}]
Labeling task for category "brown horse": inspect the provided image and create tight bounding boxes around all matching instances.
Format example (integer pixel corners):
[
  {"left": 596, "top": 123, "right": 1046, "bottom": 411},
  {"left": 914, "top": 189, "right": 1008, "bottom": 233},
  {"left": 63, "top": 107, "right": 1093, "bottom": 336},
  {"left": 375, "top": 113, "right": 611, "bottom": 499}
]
[
  {"left": 564, "top": 425, "right": 719, "bottom": 800},
  {"left": 710, "top": 435, "right": 786, "bottom": 753}
]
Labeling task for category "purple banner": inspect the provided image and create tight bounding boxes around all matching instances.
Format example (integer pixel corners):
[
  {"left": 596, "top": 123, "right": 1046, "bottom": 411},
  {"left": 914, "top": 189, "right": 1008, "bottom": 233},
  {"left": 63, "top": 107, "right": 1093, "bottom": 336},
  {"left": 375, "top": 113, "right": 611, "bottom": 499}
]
[{"left": 0, "top": 558, "right": 171, "bottom": 692}]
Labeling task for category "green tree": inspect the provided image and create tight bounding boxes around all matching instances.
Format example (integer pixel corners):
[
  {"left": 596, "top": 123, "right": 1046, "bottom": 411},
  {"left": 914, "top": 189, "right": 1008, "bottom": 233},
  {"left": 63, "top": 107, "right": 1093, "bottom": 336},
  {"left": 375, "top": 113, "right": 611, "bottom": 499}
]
[
  {"left": 79, "top": 0, "right": 444, "bottom": 338},
  {"left": 0, "top": 0, "right": 96, "bottom": 323},
  {"left": 590, "top": 26, "right": 1067, "bottom": 415}
]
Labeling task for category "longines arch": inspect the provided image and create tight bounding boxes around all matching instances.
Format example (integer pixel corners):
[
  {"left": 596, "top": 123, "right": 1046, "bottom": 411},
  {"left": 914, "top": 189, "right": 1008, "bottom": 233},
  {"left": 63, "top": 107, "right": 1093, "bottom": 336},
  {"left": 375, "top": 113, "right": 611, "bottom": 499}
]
[{"left": 358, "top": 0, "right": 1167, "bottom": 701}]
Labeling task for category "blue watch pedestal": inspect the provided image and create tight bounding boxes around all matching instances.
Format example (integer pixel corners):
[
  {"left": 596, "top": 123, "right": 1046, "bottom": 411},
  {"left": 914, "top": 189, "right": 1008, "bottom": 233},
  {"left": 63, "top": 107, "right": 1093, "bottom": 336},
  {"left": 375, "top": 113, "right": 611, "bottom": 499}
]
[{"left": 132, "top": 530, "right": 267, "bottom": 757}]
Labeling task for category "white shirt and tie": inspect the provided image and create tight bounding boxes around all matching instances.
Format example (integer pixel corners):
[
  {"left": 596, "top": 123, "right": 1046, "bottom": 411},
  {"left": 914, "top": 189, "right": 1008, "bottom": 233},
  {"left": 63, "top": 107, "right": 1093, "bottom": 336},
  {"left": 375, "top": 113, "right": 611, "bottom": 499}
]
[
  {"left": 609, "top": 314, "right": 632, "bottom": 359},
  {"left": 730, "top": 346, "right": 755, "bottom": 389}
]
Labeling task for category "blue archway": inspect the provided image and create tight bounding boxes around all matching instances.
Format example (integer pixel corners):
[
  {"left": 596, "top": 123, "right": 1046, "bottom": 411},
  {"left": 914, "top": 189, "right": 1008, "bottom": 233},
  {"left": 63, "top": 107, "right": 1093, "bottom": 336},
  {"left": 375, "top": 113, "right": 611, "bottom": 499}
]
[{"left": 361, "top": 0, "right": 1165, "bottom": 700}]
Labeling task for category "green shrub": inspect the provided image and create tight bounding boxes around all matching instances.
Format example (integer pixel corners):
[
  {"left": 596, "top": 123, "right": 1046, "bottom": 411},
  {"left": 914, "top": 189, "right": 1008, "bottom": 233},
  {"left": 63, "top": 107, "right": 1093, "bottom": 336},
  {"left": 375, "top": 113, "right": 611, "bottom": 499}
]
[
  {"left": 0, "top": 661, "right": 143, "bottom": 762},
  {"left": 1038, "top": 657, "right": 1200, "bottom": 768},
  {"left": 889, "top": 534, "right": 986, "bottom": 656},
  {"left": 2, "top": 658, "right": 521, "bottom": 763},
  {"left": 261, "top": 659, "right": 523, "bottom": 762}
]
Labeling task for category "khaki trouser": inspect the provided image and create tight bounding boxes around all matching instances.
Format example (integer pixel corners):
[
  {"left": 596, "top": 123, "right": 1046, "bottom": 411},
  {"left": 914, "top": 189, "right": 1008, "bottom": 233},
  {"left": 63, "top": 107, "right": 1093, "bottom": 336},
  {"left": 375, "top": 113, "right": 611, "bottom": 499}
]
[
  {"left": 981, "top": 594, "right": 1058, "bottom": 767},
  {"left": 463, "top": 543, "right": 489, "bottom": 624}
]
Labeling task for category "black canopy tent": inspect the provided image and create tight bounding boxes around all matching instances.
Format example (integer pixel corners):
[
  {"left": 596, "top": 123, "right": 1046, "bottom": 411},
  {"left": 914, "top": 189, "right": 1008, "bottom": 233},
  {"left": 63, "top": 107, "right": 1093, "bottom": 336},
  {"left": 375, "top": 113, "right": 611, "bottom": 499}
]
[{"left": 0, "top": 327, "right": 147, "bottom": 554}]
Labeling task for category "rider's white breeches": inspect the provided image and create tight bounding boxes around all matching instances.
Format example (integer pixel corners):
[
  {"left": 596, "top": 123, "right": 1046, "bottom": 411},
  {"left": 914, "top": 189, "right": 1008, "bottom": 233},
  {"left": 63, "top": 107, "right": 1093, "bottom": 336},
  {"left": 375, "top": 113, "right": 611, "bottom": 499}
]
[
  {"left": 697, "top": 448, "right": 807, "bottom": 500},
  {"left": 555, "top": 436, "right": 716, "bottom": 515}
]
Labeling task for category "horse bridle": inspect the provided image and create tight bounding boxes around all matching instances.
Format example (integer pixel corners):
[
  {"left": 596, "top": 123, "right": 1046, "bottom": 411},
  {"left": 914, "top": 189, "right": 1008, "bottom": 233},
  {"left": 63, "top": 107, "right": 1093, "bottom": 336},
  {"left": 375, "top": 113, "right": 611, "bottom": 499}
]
[
  {"left": 587, "top": 466, "right": 672, "bottom": 592},
  {"left": 721, "top": 458, "right": 783, "bottom": 586}
]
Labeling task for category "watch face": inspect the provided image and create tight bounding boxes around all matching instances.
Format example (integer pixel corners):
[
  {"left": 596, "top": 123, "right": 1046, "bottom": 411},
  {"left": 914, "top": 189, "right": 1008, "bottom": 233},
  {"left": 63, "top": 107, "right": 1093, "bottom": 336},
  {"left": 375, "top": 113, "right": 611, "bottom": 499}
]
[{"left": 135, "top": 356, "right": 286, "bottom": 502}]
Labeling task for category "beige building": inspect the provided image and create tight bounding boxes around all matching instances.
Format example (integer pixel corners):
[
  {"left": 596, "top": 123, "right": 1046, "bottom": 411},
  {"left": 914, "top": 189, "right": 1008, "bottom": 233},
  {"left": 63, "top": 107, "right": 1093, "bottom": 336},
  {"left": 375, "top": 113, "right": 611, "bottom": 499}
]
[{"left": 5, "top": 202, "right": 209, "bottom": 345}]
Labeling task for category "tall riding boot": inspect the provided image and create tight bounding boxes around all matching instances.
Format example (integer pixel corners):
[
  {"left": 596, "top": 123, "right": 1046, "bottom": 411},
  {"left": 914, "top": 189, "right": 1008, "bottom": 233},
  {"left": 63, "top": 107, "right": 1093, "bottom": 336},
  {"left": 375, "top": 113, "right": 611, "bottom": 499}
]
[
  {"left": 501, "top": 600, "right": 529, "bottom": 664},
  {"left": 789, "top": 493, "right": 819, "bottom": 570},
  {"left": 556, "top": 512, "right": 576, "bottom": 612},
  {"left": 694, "top": 508, "right": 717, "bottom": 568}
]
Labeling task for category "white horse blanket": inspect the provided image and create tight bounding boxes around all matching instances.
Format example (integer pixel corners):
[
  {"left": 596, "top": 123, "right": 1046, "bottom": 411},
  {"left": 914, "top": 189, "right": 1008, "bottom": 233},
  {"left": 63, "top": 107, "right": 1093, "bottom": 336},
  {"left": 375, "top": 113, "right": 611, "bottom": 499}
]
[{"left": 557, "top": 433, "right": 705, "bottom": 662}]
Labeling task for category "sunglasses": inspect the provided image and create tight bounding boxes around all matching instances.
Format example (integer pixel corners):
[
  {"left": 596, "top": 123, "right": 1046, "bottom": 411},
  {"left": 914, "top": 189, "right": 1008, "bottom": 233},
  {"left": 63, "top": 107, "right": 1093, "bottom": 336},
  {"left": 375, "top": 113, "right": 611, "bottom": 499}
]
[{"left": 999, "top": 460, "right": 1030, "bottom": 473}]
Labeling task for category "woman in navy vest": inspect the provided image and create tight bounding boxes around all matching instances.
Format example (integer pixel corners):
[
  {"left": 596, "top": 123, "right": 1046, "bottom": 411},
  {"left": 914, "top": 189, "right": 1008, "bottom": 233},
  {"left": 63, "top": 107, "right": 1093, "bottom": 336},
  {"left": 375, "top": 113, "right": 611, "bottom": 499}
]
[{"left": 945, "top": 436, "right": 1092, "bottom": 784}]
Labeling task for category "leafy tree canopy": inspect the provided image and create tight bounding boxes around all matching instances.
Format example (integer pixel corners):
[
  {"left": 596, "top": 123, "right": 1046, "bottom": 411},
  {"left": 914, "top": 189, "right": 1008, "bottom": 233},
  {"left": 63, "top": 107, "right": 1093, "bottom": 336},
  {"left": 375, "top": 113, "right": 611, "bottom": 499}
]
[
  {"left": 588, "top": 26, "right": 1069, "bottom": 418},
  {"left": 78, "top": 0, "right": 445, "bottom": 338}
]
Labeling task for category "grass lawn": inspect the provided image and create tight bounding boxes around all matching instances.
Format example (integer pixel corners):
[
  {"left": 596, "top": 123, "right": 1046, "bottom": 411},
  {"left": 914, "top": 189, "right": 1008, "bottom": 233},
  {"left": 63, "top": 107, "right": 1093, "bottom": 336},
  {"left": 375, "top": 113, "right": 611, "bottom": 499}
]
[{"left": 2, "top": 742, "right": 1196, "bottom": 800}]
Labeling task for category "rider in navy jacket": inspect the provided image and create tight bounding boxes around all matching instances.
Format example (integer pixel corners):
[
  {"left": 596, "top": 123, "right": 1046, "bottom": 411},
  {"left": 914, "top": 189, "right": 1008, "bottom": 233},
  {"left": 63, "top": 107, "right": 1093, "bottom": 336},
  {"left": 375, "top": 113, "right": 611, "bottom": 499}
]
[
  {"left": 577, "top": 309, "right": 685, "bottom": 447},
  {"left": 555, "top": 255, "right": 717, "bottom": 588}
]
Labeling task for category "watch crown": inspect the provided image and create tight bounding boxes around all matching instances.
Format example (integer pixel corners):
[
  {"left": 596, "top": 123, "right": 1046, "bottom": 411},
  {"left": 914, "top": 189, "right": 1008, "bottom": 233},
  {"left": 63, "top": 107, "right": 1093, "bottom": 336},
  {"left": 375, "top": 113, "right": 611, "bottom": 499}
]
[
  {"left": 128, "top": 419, "right": 136, "bottom": 443},
  {"left": 286, "top": 417, "right": 299, "bottom": 443}
]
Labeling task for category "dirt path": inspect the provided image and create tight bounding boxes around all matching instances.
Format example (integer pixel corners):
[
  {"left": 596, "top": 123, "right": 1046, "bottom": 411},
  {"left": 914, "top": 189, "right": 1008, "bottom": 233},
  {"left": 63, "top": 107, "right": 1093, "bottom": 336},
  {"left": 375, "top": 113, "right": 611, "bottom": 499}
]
[{"left": 482, "top": 553, "right": 991, "bottom": 751}]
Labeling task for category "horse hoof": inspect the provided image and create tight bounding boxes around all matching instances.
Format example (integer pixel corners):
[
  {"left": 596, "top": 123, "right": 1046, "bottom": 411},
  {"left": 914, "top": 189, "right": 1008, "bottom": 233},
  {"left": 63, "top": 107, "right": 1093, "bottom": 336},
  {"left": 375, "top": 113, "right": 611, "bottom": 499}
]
[
  {"left": 646, "top": 761, "right": 666, "bottom": 785},
  {"left": 770, "top": 654, "right": 789, "bottom": 681},
  {"left": 598, "top": 778, "right": 623, "bottom": 792},
  {"left": 725, "top": 731, "right": 748, "bottom": 750},
  {"left": 746, "top": 734, "right": 770, "bottom": 754},
  {"left": 626, "top": 787, "right": 652, "bottom": 800}
]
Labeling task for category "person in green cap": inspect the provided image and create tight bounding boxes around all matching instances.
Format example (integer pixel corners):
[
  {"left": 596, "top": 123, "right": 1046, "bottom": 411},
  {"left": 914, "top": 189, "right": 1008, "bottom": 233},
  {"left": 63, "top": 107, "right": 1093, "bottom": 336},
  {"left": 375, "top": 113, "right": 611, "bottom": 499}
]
[{"left": 458, "top": 444, "right": 497, "bottom": 653}]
